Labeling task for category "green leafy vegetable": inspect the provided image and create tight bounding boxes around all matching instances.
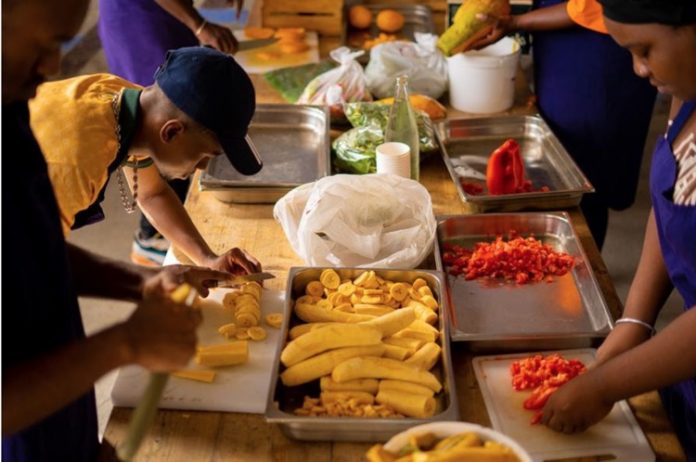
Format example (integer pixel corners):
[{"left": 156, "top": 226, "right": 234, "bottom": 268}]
[
  {"left": 332, "top": 102, "right": 439, "bottom": 174},
  {"left": 264, "top": 60, "right": 337, "bottom": 103}
]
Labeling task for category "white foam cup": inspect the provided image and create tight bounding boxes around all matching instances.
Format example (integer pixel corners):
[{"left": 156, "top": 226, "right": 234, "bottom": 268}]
[{"left": 376, "top": 142, "right": 411, "bottom": 178}]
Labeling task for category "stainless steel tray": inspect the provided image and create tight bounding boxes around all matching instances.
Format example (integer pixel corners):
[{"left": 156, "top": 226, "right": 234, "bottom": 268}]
[
  {"left": 199, "top": 104, "right": 330, "bottom": 203},
  {"left": 265, "top": 267, "right": 459, "bottom": 442},
  {"left": 435, "top": 116, "right": 594, "bottom": 212},
  {"left": 347, "top": 4, "right": 435, "bottom": 60},
  {"left": 434, "top": 213, "right": 613, "bottom": 351}
]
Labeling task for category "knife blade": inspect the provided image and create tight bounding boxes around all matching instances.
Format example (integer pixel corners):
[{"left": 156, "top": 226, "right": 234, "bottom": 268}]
[
  {"left": 212, "top": 271, "right": 275, "bottom": 288},
  {"left": 236, "top": 38, "right": 278, "bottom": 52}
]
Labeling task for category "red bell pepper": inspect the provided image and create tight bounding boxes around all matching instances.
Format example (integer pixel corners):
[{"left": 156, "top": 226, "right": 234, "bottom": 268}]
[{"left": 486, "top": 139, "right": 526, "bottom": 195}]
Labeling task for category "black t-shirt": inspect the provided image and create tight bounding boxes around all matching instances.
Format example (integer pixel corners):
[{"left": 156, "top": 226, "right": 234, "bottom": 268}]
[{"left": 2, "top": 102, "right": 99, "bottom": 461}]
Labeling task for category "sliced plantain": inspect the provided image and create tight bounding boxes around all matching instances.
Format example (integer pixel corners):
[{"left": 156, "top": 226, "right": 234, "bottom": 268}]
[
  {"left": 306, "top": 281, "right": 325, "bottom": 298},
  {"left": 248, "top": 326, "right": 268, "bottom": 341},
  {"left": 264, "top": 312, "right": 283, "bottom": 329},
  {"left": 320, "top": 269, "right": 341, "bottom": 289}
]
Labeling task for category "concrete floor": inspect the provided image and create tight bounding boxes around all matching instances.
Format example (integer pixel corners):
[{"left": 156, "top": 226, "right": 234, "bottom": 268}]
[{"left": 59, "top": 0, "right": 685, "bottom": 440}]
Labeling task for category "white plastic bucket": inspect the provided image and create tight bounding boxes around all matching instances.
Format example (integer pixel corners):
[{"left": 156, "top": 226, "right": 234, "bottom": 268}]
[{"left": 447, "top": 37, "right": 521, "bottom": 114}]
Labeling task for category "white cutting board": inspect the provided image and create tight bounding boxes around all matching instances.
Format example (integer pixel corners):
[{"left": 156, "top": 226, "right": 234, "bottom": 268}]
[
  {"left": 233, "top": 30, "right": 319, "bottom": 74},
  {"left": 473, "top": 349, "right": 655, "bottom": 462},
  {"left": 110, "top": 252, "right": 287, "bottom": 413}
]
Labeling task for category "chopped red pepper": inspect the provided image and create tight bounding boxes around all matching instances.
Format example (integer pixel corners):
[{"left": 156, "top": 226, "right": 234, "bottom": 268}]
[
  {"left": 523, "top": 383, "right": 559, "bottom": 410},
  {"left": 510, "top": 354, "right": 587, "bottom": 424},
  {"left": 486, "top": 139, "right": 526, "bottom": 195},
  {"left": 443, "top": 233, "right": 575, "bottom": 284},
  {"left": 459, "top": 180, "right": 484, "bottom": 196}
]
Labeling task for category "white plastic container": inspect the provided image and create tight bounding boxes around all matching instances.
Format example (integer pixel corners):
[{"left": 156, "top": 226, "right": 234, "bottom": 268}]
[{"left": 447, "top": 37, "right": 521, "bottom": 114}]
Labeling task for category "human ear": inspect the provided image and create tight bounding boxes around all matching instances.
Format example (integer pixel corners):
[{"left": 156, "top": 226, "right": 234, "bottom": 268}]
[{"left": 160, "top": 119, "right": 185, "bottom": 143}]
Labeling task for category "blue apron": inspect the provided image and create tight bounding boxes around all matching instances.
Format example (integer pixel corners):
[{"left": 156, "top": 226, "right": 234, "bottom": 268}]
[
  {"left": 532, "top": 0, "right": 656, "bottom": 210},
  {"left": 650, "top": 100, "right": 696, "bottom": 461},
  {"left": 98, "top": 0, "right": 197, "bottom": 87}
]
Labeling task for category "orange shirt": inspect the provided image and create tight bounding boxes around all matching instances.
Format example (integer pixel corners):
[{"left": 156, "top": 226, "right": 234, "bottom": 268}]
[
  {"left": 567, "top": 0, "right": 607, "bottom": 34},
  {"left": 29, "top": 74, "right": 142, "bottom": 235}
]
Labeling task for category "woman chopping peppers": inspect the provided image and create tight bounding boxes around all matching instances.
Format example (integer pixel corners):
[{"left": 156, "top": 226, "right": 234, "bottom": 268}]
[{"left": 535, "top": 2, "right": 696, "bottom": 460}]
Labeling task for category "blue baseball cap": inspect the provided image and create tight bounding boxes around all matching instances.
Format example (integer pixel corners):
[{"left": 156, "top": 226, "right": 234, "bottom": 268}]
[{"left": 154, "top": 46, "right": 262, "bottom": 175}]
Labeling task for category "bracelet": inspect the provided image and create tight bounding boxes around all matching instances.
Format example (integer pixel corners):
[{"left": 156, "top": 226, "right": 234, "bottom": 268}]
[
  {"left": 615, "top": 317, "right": 656, "bottom": 335},
  {"left": 195, "top": 19, "right": 208, "bottom": 36}
]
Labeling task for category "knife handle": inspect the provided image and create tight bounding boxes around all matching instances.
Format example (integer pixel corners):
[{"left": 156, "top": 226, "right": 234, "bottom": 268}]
[{"left": 116, "top": 284, "right": 197, "bottom": 461}]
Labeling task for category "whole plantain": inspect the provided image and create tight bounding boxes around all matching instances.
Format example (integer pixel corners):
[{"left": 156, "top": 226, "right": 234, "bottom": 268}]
[{"left": 437, "top": 0, "right": 511, "bottom": 56}]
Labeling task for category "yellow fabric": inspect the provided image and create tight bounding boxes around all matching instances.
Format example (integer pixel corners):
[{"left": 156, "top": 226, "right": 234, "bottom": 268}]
[
  {"left": 29, "top": 74, "right": 142, "bottom": 236},
  {"left": 567, "top": 0, "right": 607, "bottom": 34}
]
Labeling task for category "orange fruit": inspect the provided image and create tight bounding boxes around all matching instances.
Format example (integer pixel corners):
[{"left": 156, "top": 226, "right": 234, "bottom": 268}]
[
  {"left": 257, "top": 51, "right": 281, "bottom": 61},
  {"left": 280, "top": 41, "right": 309, "bottom": 54},
  {"left": 243, "top": 26, "right": 275, "bottom": 39},
  {"left": 349, "top": 5, "right": 373, "bottom": 29},
  {"left": 376, "top": 9, "right": 404, "bottom": 33},
  {"left": 274, "top": 27, "right": 306, "bottom": 40}
]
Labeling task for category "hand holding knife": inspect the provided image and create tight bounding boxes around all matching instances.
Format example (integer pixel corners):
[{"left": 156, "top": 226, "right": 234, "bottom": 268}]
[{"left": 209, "top": 271, "right": 275, "bottom": 288}]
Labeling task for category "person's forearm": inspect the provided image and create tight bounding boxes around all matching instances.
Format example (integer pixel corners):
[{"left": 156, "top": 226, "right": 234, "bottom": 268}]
[
  {"left": 2, "top": 325, "right": 131, "bottom": 434},
  {"left": 139, "top": 188, "right": 216, "bottom": 267},
  {"left": 513, "top": 3, "right": 574, "bottom": 32},
  {"left": 622, "top": 210, "right": 673, "bottom": 323},
  {"left": 154, "top": 0, "right": 203, "bottom": 32},
  {"left": 594, "top": 307, "right": 696, "bottom": 403},
  {"left": 66, "top": 243, "right": 153, "bottom": 301}
]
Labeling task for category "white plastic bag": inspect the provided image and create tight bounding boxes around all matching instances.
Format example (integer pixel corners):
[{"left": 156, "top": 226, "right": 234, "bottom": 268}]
[
  {"left": 365, "top": 33, "right": 448, "bottom": 99},
  {"left": 274, "top": 174, "right": 436, "bottom": 268},
  {"left": 297, "top": 47, "right": 372, "bottom": 117}
]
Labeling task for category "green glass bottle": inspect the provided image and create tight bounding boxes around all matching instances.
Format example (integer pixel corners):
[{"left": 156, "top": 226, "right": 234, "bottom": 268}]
[{"left": 384, "top": 75, "right": 420, "bottom": 180}]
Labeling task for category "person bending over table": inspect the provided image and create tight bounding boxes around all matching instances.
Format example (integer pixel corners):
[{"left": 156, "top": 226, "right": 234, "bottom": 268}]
[
  {"left": 30, "top": 46, "right": 263, "bottom": 275},
  {"left": 99, "top": 0, "right": 243, "bottom": 265}
]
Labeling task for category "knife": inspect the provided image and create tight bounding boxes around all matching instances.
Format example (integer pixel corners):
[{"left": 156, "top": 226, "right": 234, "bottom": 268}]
[
  {"left": 236, "top": 38, "right": 278, "bottom": 52},
  {"left": 212, "top": 271, "right": 275, "bottom": 288}
]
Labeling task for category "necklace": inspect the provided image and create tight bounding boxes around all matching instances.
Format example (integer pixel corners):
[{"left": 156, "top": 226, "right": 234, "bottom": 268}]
[{"left": 111, "top": 92, "right": 138, "bottom": 214}]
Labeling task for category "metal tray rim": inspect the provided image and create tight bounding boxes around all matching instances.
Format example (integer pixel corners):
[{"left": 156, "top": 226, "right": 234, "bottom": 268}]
[
  {"left": 362, "top": 3, "right": 434, "bottom": 19},
  {"left": 433, "top": 212, "right": 614, "bottom": 343},
  {"left": 264, "top": 266, "right": 460, "bottom": 439},
  {"left": 345, "top": 3, "right": 435, "bottom": 60}
]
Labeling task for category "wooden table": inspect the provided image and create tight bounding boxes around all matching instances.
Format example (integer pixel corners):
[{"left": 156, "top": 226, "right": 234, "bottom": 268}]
[{"left": 103, "top": 73, "right": 686, "bottom": 462}]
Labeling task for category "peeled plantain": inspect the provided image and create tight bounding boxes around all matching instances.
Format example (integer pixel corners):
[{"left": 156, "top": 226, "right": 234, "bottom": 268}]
[{"left": 281, "top": 323, "right": 381, "bottom": 366}]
